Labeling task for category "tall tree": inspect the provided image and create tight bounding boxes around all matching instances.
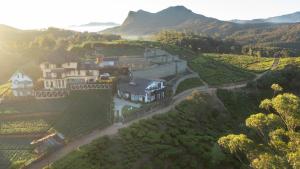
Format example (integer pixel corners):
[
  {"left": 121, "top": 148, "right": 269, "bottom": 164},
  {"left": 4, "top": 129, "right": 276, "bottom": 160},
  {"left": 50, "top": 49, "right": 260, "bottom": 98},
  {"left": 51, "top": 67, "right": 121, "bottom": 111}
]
[{"left": 218, "top": 84, "right": 300, "bottom": 169}]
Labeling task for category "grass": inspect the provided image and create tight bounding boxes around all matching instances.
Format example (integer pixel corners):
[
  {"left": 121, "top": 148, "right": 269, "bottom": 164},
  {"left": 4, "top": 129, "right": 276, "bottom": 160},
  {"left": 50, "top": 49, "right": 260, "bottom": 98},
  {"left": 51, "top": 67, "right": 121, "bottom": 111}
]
[
  {"left": 189, "top": 54, "right": 255, "bottom": 85},
  {"left": 204, "top": 53, "right": 274, "bottom": 73},
  {"left": 175, "top": 77, "right": 204, "bottom": 94}
]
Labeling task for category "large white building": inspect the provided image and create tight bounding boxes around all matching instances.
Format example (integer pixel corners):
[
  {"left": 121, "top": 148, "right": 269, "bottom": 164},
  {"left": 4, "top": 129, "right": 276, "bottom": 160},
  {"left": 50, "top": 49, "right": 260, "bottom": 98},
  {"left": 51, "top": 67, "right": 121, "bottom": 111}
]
[
  {"left": 41, "top": 60, "right": 99, "bottom": 90},
  {"left": 9, "top": 71, "right": 34, "bottom": 97}
]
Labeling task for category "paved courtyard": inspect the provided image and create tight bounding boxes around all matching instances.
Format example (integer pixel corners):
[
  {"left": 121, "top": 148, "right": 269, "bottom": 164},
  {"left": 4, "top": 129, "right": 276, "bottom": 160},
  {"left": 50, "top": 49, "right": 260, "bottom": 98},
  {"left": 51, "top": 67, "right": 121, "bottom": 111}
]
[{"left": 114, "top": 97, "right": 141, "bottom": 119}]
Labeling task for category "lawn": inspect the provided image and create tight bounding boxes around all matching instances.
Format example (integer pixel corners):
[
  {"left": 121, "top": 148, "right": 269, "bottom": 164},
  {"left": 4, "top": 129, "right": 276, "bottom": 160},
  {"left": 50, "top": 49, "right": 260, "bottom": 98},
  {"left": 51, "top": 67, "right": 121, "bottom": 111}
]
[
  {"left": 189, "top": 54, "right": 255, "bottom": 85},
  {"left": 49, "top": 93, "right": 240, "bottom": 169},
  {"left": 204, "top": 53, "right": 274, "bottom": 73},
  {"left": 175, "top": 77, "right": 204, "bottom": 94}
]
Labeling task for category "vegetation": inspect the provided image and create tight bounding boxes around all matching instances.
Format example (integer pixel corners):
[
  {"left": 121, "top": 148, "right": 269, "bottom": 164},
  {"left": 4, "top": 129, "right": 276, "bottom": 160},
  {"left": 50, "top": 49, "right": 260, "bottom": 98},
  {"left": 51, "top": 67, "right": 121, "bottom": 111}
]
[
  {"left": 0, "top": 119, "right": 50, "bottom": 135},
  {"left": 49, "top": 92, "right": 239, "bottom": 169},
  {"left": 189, "top": 54, "right": 255, "bottom": 85},
  {"left": 0, "top": 83, "right": 12, "bottom": 97},
  {"left": 175, "top": 77, "right": 204, "bottom": 94},
  {"left": 121, "top": 105, "right": 139, "bottom": 118},
  {"left": 0, "top": 90, "right": 113, "bottom": 168},
  {"left": 0, "top": 137, "right": 37, "bottom": 169},
  {"left": 275, "top": 57, "right": 300, "bottom": 70},
  {"left": 155, "top": 31, "right": 241, "bottom": 54},
  {"left": 254, "top": 64, "right": 300, "bottom": 93},
  {"left": 0, "top": 90, "right": 113, "bottom": 137},
  {"left": 218, "top": 84, "right": 300, "bottom": 169},
  {"left": 204, "top": 53, "right": 274, "bottom": 73}
]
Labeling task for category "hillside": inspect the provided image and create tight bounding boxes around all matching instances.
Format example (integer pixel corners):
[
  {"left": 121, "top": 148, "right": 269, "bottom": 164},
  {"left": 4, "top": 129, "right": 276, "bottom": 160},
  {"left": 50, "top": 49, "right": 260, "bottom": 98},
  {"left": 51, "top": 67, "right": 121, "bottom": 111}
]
[
  {"left": 231, "top": 11, "right": 300, "bottom": 24},
  {"left": 103, "top": 6, "right": 237, "bottom": 36}
]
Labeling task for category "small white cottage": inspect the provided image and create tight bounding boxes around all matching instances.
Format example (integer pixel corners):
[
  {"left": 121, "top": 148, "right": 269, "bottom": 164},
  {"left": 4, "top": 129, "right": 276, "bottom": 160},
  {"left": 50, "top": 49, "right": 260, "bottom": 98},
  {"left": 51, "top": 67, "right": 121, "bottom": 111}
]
[
  {"left": 9, "top": 71, "right": 34, "bottom": 97},
  {"left": 117, "top": 78, "right": 166, "bottom": 103}
]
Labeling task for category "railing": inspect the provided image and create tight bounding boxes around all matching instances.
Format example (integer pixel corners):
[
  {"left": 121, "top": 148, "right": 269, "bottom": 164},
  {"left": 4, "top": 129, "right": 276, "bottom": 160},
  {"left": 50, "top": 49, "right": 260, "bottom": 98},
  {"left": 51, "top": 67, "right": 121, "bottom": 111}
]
[
  {"left": 35, "top": 90, "right": 69, "bottom": 99},
  {"left": 69, "top": 83, "right": 111, "bottom": 91},
  {"left": 34, "top": 83, "right": 112, "bottom": 99}
]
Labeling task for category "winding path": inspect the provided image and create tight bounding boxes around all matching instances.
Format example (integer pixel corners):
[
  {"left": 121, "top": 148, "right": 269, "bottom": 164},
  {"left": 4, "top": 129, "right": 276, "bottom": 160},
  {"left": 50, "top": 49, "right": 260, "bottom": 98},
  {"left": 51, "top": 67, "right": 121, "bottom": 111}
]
[{"left": 25, "top": 57, "right": 280, "bottom": 169}]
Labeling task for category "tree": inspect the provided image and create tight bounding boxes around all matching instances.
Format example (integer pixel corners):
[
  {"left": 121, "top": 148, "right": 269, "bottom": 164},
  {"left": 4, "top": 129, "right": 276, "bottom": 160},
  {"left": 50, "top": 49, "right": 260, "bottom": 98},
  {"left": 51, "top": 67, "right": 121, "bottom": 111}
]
[
  {"left": 218, "top": 134, "right": 253, "bottom": 164},
  {"left": 271, "top": 84, "right": 283, "bottom": 97},
  {"left": 245, "top": 113, "right": 281, "bottom": 141},
  {"left": 271, "top": 93, "right": 300, "bottom": 131},
  {"left": 218, "top": 84, "right": 300, "bottom": 169},
  {"left": 251, "top": 153, "right": 289, "bottom": 169},
  {"left": 259, "top": 99, "right": 272, "bottom": 112}
]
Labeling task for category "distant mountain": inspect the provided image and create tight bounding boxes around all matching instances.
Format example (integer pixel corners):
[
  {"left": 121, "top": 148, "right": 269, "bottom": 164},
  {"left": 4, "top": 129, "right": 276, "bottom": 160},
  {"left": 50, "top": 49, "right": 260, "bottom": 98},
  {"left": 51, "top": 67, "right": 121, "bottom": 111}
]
[
  {"left": 77, "top": 22, "right": 119, "bottom": 27},
  {"left": 102, "top": 6, "right": 239, "bottom": 36},
  {"left": 102, "top": 6, "right": 300, "bottom": 47},
  {"left": 230, "top": 11, "right": 300, "bottom": 24},
  {"left": 0, "top": 24, "right": 19, "bottom": 32}
]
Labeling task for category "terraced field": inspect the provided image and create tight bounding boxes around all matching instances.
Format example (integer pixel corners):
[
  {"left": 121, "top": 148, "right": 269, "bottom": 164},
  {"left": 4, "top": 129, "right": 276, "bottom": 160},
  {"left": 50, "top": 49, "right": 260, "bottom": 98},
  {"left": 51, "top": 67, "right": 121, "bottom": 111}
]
[
  {"left": 275, "top": 57, "right": 300, "bottom": 70},
  {"left": 175, "top": 77, "right": 204, "bottom": 94},
  {"left": 0, "top": 90, "right": 113, "bottom": 168},
  {"left": 0, "top": 119, "right": 50, "bottom": 135},
  {"left": 189, "top": 54, "right": 256, "bottom": 85},
  {"left": 204, "top": 53, "right": 274, "bottom": 73},
  {"left": 0, "top": 137, "right": 37, "bottom": 169}
]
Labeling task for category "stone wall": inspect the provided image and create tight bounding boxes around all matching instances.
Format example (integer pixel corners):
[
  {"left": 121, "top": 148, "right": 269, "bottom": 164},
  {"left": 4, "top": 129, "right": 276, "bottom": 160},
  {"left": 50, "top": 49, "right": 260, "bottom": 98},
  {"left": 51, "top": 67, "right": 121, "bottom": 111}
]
[{"left": 132, "top": 60, "right": 187, "bottom": 79}]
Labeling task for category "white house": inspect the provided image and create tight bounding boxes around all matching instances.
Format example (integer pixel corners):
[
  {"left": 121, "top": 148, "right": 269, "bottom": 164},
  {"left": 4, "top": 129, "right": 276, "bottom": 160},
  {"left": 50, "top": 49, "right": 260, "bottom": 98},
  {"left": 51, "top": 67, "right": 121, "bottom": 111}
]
[
  {"left": 9, "top": 71, "right": 34, "bottom": 97},
  {"left": 117, "top": 78, "right": 166, "bottom": 103}
]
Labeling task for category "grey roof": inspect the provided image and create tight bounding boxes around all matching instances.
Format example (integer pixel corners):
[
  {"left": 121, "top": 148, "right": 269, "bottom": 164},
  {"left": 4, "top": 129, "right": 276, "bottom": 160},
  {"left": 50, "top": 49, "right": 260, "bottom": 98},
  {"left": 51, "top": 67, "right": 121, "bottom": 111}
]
[
  {"left": 118, "top": 78, "right": 153, "bottom": 95},
  {"left": 78, "top": 62, "right": 99, "bottom": 70}
]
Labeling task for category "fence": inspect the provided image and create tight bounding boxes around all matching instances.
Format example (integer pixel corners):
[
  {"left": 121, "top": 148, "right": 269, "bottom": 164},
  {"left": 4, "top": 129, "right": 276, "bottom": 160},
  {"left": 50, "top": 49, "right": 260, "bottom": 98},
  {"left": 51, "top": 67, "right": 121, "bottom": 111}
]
[{"left": 34, "top": 83, "right": 112, "bottom": 99}]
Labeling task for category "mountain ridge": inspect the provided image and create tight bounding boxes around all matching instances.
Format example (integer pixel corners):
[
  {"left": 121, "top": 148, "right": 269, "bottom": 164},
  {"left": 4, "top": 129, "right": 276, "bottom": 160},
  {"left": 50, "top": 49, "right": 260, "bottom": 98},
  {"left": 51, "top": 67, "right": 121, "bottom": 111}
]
[
  {"left": 101, "top": 6, "right": 300, "bottom": 48},
  {"left": 103, "top": 5, "right": 231, "bottom": 36},
  {"left": 230, "top": 11, "right": 300, "bottom": 24}
]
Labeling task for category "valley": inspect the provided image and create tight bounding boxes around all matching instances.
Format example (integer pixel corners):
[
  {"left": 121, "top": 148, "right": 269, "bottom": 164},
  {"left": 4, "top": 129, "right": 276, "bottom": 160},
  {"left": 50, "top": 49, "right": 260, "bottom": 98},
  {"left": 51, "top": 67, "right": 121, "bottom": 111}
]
[{"left": 1, "top": 3, "right": 300, "bottom": 169}]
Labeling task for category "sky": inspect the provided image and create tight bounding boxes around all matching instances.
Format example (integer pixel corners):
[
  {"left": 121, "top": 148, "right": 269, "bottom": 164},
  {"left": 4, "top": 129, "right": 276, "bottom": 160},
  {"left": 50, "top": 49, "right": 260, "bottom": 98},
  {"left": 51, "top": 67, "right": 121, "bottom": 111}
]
[{"left": 0, "top": 0, "right": 300, "bottom": 29}]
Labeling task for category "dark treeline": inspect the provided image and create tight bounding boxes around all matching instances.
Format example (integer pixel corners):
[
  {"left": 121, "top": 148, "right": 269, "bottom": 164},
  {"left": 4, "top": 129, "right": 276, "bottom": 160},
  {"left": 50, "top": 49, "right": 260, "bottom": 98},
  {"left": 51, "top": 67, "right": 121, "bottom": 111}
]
[
  {"left": 155, "top": 31, "right": 242, "bottom": 54},
  {"left": 242, "top": 46, "right": 299, "bottom": 57},
  {"left": 155, "top": 30, "right": 299, "bottom": 57}
]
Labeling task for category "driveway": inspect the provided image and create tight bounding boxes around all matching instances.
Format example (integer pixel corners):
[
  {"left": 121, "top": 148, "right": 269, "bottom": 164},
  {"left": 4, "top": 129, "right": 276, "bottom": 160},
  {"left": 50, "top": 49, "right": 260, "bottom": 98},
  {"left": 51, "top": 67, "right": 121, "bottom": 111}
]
[{"left": 114, "top": 97, "right": 141, "bottom": 118}]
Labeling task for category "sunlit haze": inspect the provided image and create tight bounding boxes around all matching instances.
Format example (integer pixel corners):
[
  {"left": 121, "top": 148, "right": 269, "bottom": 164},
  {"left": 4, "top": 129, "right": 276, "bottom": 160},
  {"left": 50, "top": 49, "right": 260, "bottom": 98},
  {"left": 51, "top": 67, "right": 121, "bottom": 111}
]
[{"left": 0, "top": 0, "right": 300, "bottom": 29}]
